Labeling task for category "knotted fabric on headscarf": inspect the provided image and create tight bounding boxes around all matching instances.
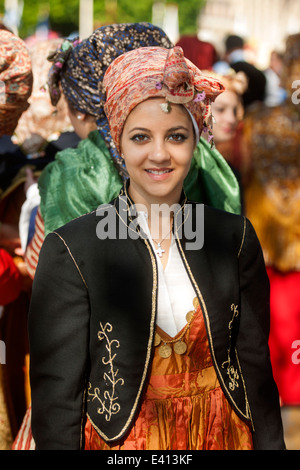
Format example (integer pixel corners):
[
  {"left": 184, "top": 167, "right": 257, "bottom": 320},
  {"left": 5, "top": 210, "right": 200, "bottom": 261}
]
[
  {"left": 0, "top": 30, "right": 33, "bottom": 136},
  {"left": 103, "top": 46, "right": 225, "bottom": 154},
  {"left": 47, "top": 23, "right": 173, "bottom": 177}
]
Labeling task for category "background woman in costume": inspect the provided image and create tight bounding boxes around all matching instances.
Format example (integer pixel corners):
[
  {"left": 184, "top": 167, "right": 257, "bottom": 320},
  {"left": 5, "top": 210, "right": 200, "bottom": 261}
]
[
  {"left": 0, "top": 29, "right": 33, "bottom": 449},
  {"left": 208, "top": 70, "right": 248, "bottom": 212},
  {"left": 28, "top": 46, "right": 284, "bottom": 450},
  {"left": 242, "top": 33, "right": 300, "bottom": 450},
  {"left": 12, "top": 38, "right": 77, "bottom": 256}
]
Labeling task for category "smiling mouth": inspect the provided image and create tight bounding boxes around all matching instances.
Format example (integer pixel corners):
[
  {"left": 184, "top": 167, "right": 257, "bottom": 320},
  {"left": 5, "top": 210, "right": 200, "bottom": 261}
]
[{"left": 145, "top": 169, "right": 173, "bottom": 175}]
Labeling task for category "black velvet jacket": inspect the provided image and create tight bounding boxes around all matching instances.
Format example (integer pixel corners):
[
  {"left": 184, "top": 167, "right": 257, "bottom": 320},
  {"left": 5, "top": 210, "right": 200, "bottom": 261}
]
[{"left": 28, "top": 186, "right": 285, "bottom": 450}]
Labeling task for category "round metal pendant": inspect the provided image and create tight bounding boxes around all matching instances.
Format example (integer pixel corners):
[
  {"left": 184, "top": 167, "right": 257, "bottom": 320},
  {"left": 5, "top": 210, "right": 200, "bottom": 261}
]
[
  {"left": 159, "top": 343, "right": 172, "bottom": 358},
  {"left": 193, "top": 297, "right": 199, "bottom": 309},
  {"left": 173, "top": 341, "right": 187, "bottom": 355},
  {"left": 154, "top": 332, "right": 161, "bottom": 347},
  {"left": 186, "top": 310, "right": 194, "bottom": 323}
]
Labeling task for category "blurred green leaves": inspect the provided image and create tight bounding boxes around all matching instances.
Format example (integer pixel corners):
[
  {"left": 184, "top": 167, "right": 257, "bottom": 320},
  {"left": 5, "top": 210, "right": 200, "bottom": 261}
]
[{"left": 0, "top": 0, "right": 205, "bottom": 39}]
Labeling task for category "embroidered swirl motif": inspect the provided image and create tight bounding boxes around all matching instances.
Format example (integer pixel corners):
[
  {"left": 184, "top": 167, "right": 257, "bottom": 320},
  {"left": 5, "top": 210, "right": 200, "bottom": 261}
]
[
  {"left": 222, "top": 304, "right": 240, "bottom": 391},
  {"left": 87, "top": 322, "right": 124, "bottom": 421}
]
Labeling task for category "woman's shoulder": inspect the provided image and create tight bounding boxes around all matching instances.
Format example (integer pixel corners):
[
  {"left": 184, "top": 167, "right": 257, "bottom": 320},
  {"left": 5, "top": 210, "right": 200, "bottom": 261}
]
[
  {"left": 190, "top": 200, "right": 244, "bottom": 224},
  {"left": 186, "top": 201, "right": 247, "bottom": 255}
]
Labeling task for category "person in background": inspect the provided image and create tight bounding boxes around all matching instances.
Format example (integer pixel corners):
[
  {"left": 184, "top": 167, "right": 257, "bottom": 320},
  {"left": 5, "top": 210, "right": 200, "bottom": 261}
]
[
  {"left": 264, "top": 50, "right": 287, "bottom": 107},
  {"left": 176, "top": 35, "right": 217, "bottom": 70},
  {"left": 208, "top": 69, "right": 248, "bottom": 211},
  {"left": 12, "top": 38, "right": 78, "bottom": 255},
  {"left": 223, "top": 34, "right": 266, "bottom": 110},
  {"left": 0, "top": 29, "right": 33, "bottom": 449},
  {"left": 243, "top": 33, "right": 300, "bottom": 450}
]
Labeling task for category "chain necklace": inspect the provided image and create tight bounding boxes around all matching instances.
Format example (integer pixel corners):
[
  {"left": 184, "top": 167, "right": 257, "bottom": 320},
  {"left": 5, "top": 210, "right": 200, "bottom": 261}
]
[{"left": 152, "top": 227, "right": 173, "bottom": 257}]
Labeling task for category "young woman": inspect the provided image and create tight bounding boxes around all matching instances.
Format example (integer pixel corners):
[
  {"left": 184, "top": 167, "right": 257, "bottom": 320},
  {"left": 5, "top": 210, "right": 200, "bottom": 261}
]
[
  {"left": 28, "top": 46, "right": 285, "bottom": 450},
  {"left": 24, "top": 24, "right": 241, "bottom": 280}
]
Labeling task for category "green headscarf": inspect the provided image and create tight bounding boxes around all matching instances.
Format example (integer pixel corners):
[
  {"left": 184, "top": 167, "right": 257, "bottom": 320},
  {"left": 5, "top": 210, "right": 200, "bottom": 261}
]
[{"left": 39, "top": 131, "right": 241, "bottom": 236}]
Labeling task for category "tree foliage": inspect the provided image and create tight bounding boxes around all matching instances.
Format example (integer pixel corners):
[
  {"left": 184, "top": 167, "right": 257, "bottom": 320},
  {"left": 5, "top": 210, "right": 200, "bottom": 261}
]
[{"left": 0, "top": 0, "right": 206, "bottom": 39}]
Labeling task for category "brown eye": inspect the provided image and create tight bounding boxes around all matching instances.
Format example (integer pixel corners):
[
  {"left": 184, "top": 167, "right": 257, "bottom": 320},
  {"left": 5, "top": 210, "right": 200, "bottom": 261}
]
[
  {"left": 131, "top": 134, "right": 149, "bottom": 142},
  {"left": 168, "top": 133, "right": 187, "bottom": 142}
]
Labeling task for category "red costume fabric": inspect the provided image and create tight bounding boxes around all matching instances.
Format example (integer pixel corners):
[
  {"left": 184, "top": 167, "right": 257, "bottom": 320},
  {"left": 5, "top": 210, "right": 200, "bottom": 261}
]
[{"left": 0, "top": 249, "right": 21, "bottom": 306}]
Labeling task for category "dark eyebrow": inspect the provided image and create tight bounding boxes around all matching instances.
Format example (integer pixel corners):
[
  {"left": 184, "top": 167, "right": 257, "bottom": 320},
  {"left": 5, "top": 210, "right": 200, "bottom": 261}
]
[
  {"left": 128, "top": 126, "right": 190, "bottom": 134},
  {"left": 128, "top": 127, "right": 149, "bottom": 133},
  {"left": 168, "top": 126, "right": 190, "bottom": 132}
]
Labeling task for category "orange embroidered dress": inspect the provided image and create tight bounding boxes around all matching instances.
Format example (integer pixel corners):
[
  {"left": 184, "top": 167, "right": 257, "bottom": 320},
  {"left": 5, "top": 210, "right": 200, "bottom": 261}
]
[{"left": 84, "top": 299, "right": 253, "bottom": 450}]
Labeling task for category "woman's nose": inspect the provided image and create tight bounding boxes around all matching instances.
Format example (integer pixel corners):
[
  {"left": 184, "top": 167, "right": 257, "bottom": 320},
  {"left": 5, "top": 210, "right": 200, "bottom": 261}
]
[
  {"left": 148, "top": 138, "right": 171, "bottom": 164},
  {"left": 225, "top": 109, "right": 237, "bottom": 125}
]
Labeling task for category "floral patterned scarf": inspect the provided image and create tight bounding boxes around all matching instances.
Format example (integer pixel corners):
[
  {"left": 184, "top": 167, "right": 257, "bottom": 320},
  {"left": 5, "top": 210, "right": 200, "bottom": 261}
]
[
  {"left": 103, "top": 46, "right": 225, "bottom": 154},
  {"left": 0, "top": 30, "right": 33, "bottom": 136}
]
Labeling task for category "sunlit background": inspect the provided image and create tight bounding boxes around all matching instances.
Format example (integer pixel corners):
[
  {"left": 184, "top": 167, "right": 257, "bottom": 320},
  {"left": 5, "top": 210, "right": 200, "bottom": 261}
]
[{"left": 1, "top": 0, "right": 300, "bottom": 68}]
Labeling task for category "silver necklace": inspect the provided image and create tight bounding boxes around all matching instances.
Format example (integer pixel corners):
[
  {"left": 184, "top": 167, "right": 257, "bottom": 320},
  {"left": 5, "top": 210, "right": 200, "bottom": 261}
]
[{"left": 152, "top": 228, "right": 172, "bottom": 258}]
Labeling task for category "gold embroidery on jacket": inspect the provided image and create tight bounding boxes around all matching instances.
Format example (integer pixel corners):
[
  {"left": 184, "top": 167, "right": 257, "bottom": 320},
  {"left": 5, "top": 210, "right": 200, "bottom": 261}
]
[
  {"left": 87, "top": 189, "right": 158, "bottom": 441},
  {"left": 238, "top": 217, "right": 246, "bottom": 258},
  {"left": 163, "top": 208, "right": 254, "bottom": 428},
  {"left": 87, "top": 322, "right": 124, "bottom": 422},
  {"left": 222, "top": 304, "right": 240, "bottom": 391}
]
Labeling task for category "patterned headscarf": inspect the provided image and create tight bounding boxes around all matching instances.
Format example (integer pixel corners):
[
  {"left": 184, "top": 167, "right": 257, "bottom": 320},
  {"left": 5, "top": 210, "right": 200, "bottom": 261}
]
[
  {"left": 0, "top": 30, "right": 33, "bottom": 136},
  {"left": 14, "top": 38, "right": 71, "bottom": 150},
  {"left": 103, "top": 46, "right": 225, "bottom": 154},
  {"left": 47, "top": 23, "right": 173, "bottom": 177}
]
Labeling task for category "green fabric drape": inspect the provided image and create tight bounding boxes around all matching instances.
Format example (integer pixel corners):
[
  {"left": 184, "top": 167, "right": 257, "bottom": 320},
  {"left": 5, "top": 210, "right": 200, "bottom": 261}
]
[
  {"left": 184, "top": 137, "right": 241, "bottom": 215},
  {"left": 39, "top": 132, "right": 241, "bottom": 236}
]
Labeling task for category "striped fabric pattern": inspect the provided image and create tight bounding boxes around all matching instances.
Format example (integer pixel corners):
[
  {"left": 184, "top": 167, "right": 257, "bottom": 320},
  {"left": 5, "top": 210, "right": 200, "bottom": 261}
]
[{"left": 25, "top": 208, "right": 45, "bottom": 279}]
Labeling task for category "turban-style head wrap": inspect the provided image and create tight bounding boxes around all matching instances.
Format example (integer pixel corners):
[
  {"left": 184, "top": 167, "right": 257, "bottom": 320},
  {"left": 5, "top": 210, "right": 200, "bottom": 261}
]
[
  {"left": 47, "top": 22, "right": 173, "bottom": 177},
  {"left": 103, "top": 46, "right": 225, "bottom": 155},
  {"left": 14, "top": 38, "right": 71, "bottom": 151},
  {"left": 0, "top": 30, "right": 33, "bottom": 136}
]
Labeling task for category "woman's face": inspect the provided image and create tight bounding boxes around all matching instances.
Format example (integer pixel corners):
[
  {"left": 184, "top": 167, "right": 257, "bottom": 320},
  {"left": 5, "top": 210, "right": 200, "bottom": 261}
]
[
  {"left": 120, "top": 98, "right": 196, "bottom": 207},
  {"left": 211, "top": 90, "right": 241, "bottom": 144}
]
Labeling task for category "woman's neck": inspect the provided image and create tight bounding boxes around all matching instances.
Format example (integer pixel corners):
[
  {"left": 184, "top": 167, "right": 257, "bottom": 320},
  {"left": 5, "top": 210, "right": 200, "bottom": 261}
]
[{"left": 127, "top": 184, "right": 182, "bottom": 216}]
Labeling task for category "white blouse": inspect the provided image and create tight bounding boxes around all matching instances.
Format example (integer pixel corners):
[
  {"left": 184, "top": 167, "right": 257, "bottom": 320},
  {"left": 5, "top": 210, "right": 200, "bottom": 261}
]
[{"left": 138, "top": 212, "right": 196, "bottom": 337}]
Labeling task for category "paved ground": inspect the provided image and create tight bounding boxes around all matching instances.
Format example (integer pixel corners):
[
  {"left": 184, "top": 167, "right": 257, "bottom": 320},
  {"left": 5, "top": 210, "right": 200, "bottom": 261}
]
[{"left": 281, "top": 406, "right": 300, "bottom": 450}]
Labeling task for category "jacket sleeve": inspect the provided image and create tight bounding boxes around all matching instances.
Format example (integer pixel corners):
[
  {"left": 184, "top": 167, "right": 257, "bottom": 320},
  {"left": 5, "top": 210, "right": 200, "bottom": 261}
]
[
  {"left": 237, "top": 217, "right": 285, "bottom": 450},
  {"left": 28, "top": 232, "right": 90, "bottom": 450}
]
